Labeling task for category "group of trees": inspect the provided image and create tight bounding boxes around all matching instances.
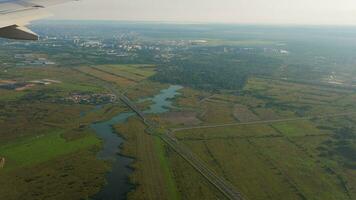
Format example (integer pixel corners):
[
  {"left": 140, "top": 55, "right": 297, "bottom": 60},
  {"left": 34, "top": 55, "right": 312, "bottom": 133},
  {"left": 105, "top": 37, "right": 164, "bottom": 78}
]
[{"left": 152, "top": 48, "right": 281, "bottom": 91}]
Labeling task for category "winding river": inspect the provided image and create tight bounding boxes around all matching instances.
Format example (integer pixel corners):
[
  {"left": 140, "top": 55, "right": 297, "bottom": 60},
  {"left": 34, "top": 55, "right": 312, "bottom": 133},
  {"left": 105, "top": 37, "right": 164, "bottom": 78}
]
[{"left": 91, "top": 85, "right": 182, "bottom": 200}]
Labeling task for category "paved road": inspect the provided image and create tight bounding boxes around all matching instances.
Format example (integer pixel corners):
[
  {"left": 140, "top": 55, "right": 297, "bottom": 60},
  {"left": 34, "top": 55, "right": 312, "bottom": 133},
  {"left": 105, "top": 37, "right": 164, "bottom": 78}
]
[
  {"left": 116, "top": 90, "right": 243, "bottom": 200},
  {"left": 76, "top": 71, "right": 241, "bottom": 199},
  {"left": 161, "top": 133, "right": 243, "bottom": 200},
  {"left": 172, "top": 112, "right": 356, "bottom": 132},
  {"left": 75, "top": 68, "right": 355, "bottom": 200}
]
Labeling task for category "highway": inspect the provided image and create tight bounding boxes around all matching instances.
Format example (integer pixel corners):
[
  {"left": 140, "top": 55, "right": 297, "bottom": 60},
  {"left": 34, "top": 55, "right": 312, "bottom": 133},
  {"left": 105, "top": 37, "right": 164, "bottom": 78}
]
[
  {"left": 161, "top": 133, "right": 243, "bottom": 200},
  {"left": 172, "top": 112, "right": 356, "bottom": 132},
  {"left": 116, "top": 86, "right": 356, "bottom": 200},
  {"left": 116, "top": 89, "right": 244, "bottom": 200},
  {"left": 74, "top": 69, "right": 243, "bottom": 199},
  {"left": 75, "top": 66, "right": 356, "bottom": 200},
  {"left": 76, "top": 69, "right": 355, "bottom": 200}
]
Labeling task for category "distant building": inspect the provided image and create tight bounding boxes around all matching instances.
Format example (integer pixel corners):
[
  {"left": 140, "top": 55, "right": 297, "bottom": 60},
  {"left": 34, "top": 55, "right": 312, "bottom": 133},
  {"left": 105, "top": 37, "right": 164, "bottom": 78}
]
[{"left": 280, "top": 50, "right": 290, "bottom": 54}]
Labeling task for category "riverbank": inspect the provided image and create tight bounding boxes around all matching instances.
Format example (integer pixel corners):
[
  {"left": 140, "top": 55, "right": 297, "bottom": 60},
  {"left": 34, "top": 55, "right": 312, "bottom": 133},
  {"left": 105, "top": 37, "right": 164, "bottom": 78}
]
[
  {"left": 90, "top": 85, "right": 182, "bottom": 200},
  {"left": 115, "top": 118, "right": 179, "bottom": 200}
]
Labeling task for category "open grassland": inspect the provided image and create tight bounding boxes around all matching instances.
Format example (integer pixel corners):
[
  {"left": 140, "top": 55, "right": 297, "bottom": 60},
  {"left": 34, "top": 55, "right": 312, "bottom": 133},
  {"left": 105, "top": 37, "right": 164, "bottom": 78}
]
[
  {"left": 167, "top": 76, "right": 355, "bottom": 200},
  {"left": 199, "top": 101, "right": 237, "bottom": 124},
  {"left": 0, "top": 103, "right": 113, "bottom": 199},
  {"left": 0, "top": 102, "right": 80, "bottom": 143},
  {"left": 0, "top": 66, "right": 125, "bottom": 199},
  {"left": 245, "top": 77, "right": 356, "bottom": 116},
  {"left": 76, "top": 64, "right": 157, "bottom": 91},
  {"left": 80, "top": 104, "right": 129, "bottom": 124},
  {"left": 271, "top": 120, "right": 328, "bottom": 137},
  {"left": 0, "top": 132, "right": 100, "bottom": 171},
  {"left": 175, "top": 124, "right": 280, "bottom": 140},
  {"left": 125, "top": 80, "right": 168, "bottom": 101},
  {"left": 118, "top": 88, "right": 226, "bottom": 200},
  {"left": 167, "top": 148, "right": 227, "bottom": 200},
  {"left": 0, "top": 150, "right": 109, "bottom": 200},
  {"left": 158, "top": 111, "right": 202, "bottom": 127},
  {"left": 77, "top": 66, "right": 136, "bottom": 89},
  {"left": 0, "top": 101, "right": 122, "bottom": 143},
  {"left": 93, "top": 64, "right": 156, "bottom": 82},
  {"left": 176, "top": 87, "right": 212, "bottom": 109},
  {"left": 233, "top": 104, "right": 260, "bottom": 122},
  {"left": 176, "top": 132, "right": 352, "bottom": 200},
  {"left": 1, "top": 67, "right": 105, "bottom": 94},
  {"left": 0, "top": 89, "right": 26, "bottom": 101},
  {"left": 180, "top": 138, "right": 302, "bottom": 200},
  {"left": 1, "top": 62, "right": 354, "bottom": 200},
  {"left": 252, "top": 137, "right": 351, "bottom": 199},
  {"left": 115, "top": 118, "right": 179, "bottom": 200}
]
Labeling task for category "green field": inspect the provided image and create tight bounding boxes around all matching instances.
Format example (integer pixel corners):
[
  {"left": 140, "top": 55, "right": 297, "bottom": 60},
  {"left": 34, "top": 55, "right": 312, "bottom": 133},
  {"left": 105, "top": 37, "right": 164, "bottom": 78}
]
[
  {"left": 95, "top": 64, "right": 156, "bottom": 80},
  {"left": 116, "top": 118, "right": 179, "bottom": 200},
  {"left": 167, "top": 77, "right": 356, "bottom": 199},
  {"left": 0, "top": 132, "right": 100, "bottom": 171},
  {"left": 1, "top": 23, "right": 356, "bottom": 200},
  {"left": 0, "top": 67, "right": 115, "bottom": 200}
]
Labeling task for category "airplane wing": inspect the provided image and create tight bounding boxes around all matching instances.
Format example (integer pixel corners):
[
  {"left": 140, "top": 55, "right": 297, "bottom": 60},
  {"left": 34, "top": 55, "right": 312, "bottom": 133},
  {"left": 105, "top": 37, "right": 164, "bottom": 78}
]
[{"left": 0, "top": 0, "right": 77, "bottom": 40}]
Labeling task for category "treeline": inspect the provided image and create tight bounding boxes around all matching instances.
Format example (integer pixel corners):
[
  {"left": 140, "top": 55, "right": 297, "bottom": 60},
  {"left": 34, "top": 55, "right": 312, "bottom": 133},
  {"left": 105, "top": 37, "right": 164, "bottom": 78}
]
[
  {"left": 319, "top": 126, "right": 356, "bottom": 169},
  {"left": 151, "top": 49, "right": 282, "bottom": 91}
]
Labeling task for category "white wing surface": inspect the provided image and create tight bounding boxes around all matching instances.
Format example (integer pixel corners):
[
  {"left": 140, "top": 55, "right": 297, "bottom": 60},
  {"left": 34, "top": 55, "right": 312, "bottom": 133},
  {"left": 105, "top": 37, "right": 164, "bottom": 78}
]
[{"left": 0, "top": 0, "right": 77, "bottom": 40}]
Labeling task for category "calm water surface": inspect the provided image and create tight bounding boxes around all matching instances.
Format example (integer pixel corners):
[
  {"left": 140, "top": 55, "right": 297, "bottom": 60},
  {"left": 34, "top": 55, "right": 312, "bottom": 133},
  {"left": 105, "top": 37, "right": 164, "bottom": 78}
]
[{"left": 91, "top": 85, "right": 182, "bottom": 200}]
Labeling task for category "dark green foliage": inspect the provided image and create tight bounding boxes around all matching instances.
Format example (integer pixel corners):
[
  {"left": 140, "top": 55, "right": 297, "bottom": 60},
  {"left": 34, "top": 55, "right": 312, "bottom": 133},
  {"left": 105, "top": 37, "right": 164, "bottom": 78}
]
[
  {"left": 152, "top": 49, "right": 281, "bottom": 91},
  {"left": 320, "top": 127, "right": 356, "bottom": 169}
]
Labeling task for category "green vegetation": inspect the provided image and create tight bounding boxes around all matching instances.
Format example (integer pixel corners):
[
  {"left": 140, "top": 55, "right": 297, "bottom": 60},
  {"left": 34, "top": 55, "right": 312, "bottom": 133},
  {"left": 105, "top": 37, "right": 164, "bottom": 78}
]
[
  {"left": 0, "top": 66, "right": 115, "bottom": 199},
  {"left": 169, "top": 77, "right": 356, "bottom": 199},
  {"left": 272, "top": 121, "right": 325, "bottom": 137},
  {"left": 94, "top": 64, "right": 156, "bottom": 81},
  {"left": 167, "top": 147, "right": 227, "bottom": 200},
  {"left": 152, "top": 52, "right": 281, "bottom": 91},
  {"left": 0, "top": 150, "right": 109, "bottom": 200},
  {"left": 116, "top": 118, "right": 179, "bottom": 200},
  {"left": 1, "top": 23, "right": 356, "bottom": 200},
  {"left": 154, "top": 137, "right": 180, "bottom": 200},
  {"left": 0, "top": 132, "right": 100, "bottom": 171}
]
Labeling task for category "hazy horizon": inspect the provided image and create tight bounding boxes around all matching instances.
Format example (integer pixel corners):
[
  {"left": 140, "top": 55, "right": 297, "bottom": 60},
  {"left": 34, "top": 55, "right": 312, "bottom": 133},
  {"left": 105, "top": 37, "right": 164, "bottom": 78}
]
[{"left": 47, "top": 0, "right": 356, "bottom": 26}]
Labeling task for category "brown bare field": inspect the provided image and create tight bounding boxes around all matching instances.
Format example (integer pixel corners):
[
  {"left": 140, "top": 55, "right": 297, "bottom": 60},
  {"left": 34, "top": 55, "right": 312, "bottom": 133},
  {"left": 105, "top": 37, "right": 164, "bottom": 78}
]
[
  {"left": 233, "top": 104, "right": 259, "bottom": 122},
  {"left": 199, "top": 101, "right": 236, "bottom": 124},
  {"left": 160, "top": 111, "right": 201, "bottom": 127},
  {"left": 92, "top": 64, "right": 156, "bottom": 82},
  {"left": 77, "top": 66, "right": 136, "bottom": 88},
  {"left": 253, "top": 108, "right": 281, "bottom": 120},
  {"left": 0, "top": 80, "right": 16, "bottom": 84}
]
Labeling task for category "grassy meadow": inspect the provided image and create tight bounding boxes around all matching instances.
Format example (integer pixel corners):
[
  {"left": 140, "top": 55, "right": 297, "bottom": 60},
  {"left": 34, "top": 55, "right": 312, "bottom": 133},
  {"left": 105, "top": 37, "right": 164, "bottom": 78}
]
[
  {"left": 167, "top": 77, "right": 356, "bottom": 200},
  {"left": 0, "top": 66, "right": 119, "bottom": 199}
]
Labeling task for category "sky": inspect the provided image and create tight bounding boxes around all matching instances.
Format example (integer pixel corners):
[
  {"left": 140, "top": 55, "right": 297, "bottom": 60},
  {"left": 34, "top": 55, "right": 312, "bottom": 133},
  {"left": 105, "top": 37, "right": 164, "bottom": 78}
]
[{"left": 48, "top": 0, "right": 356, "bottom": 25}]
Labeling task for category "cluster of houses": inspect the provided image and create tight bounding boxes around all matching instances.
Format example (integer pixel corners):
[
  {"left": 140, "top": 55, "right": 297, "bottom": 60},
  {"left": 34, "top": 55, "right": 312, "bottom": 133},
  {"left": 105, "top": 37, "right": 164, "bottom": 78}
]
[
  {"left": 14, "top": 54, "right": 56, "bottom": 66},
  {"left": 64, "top": 93, "right": 117, "bottom": 104}
]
